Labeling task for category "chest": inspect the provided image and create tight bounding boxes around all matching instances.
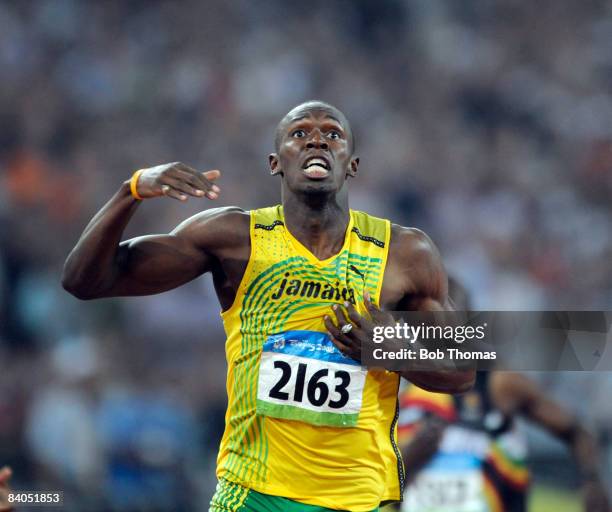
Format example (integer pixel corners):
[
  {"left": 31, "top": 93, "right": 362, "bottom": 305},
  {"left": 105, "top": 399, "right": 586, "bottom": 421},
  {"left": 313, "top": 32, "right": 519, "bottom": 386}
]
[{"left": 218, "top": 207, "right": 393, "bottom": 312}]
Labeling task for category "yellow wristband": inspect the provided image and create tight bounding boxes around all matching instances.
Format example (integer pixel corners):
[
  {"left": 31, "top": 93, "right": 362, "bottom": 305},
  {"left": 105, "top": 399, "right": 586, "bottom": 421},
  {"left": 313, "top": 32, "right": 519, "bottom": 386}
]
[{"left": 130, "top": 169, "right": 144, "bottom": 200}]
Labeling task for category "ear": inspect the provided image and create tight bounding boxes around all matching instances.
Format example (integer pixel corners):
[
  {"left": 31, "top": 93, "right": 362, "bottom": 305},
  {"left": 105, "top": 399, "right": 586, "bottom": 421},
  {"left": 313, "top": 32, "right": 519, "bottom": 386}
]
[
  {"left": 269, "top": 153, "right": 283, "bottom": 176},
  {"left": 346, "top": 156, "right": 359, "bottom": 178}
]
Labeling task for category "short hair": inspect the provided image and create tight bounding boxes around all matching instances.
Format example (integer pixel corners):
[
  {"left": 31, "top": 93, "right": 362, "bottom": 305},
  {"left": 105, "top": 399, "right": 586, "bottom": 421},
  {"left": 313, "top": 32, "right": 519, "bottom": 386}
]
[{"left": 274, "top": 100, "right": 355, "bottom": 152}]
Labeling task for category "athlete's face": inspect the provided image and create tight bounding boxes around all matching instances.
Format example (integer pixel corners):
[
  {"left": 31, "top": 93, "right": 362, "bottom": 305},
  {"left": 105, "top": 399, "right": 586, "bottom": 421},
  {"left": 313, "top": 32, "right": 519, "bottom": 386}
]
[{"left": 269, "top": 105, "right": 359, "bottom": 195}]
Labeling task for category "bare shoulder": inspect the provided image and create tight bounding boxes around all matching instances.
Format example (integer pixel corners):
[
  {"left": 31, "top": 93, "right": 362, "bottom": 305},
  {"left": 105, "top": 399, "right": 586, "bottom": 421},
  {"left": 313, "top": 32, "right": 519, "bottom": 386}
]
[
  {"left": 388, "top": 224, "right": 441, "bottom": 264},
  {"left": 172, "top": 206, "right": 250, "bottom": 251},
  {"left": 384, "top": 224, "right": 447, "bottom": 306}
]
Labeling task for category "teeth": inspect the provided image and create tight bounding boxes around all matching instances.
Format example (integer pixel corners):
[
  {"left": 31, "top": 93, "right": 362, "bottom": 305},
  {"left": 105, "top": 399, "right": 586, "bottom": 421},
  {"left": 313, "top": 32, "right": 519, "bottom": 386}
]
[{"left": 305, "top": 158, "right": 327, "bottom": 169}]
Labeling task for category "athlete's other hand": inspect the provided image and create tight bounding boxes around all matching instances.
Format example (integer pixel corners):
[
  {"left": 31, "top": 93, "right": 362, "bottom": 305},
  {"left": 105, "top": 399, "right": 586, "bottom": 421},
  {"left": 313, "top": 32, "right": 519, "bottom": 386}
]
[
  {"left": 133, "top": 162, "right": 221, "bottom": 201},
  {"left": 0, "top": 466, "right": 14, "bottom": 512},
  {"left": 324, "top": 292, "right": 394, "bottom": 363},
  {"left": 582, "top": 479, "right": 610, "bottom": 512}
]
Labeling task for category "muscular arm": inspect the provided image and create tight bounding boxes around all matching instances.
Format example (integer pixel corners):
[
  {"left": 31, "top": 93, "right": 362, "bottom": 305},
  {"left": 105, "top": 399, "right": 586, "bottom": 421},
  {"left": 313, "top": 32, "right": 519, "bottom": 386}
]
[
  {"left": 62, "top": 163, "right": 248, "bottom": 300},
  {"left": 62, "top": 180, "right": 144, "bottom": 299},
  {"left": 490, "top": 372, "right": 610, "bottom": 511},
  {"left": 389, "top": 226, "right": 476, "bottom": 393}
]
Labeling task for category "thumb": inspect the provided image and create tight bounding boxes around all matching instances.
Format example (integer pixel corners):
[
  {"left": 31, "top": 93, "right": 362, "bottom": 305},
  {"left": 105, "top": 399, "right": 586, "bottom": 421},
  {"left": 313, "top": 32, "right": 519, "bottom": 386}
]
[
  {"left": 202, "top": 169, "right": 221, "bottom": 181},
  {"left": 364, "top": 291, "right": 380, "bottom": 314},
  {"left": 364, "top": 291, "right": 392, "bottom": 324}
]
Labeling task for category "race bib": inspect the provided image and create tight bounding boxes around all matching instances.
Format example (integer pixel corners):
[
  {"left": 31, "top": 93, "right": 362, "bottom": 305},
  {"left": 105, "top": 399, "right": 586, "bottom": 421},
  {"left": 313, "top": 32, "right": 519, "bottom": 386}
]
[
  {"left": 403, "top": 454, "right": 488, "bottom": 512},
  {"left": 256, "top": 330, "right": 366, "bottom": 427}
]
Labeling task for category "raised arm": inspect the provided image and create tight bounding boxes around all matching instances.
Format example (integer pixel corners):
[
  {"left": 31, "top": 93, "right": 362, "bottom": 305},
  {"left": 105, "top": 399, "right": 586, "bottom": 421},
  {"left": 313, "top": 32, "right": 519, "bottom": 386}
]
[
  {"left": 490, "top": 372, "right": 610, "bottom": 512},
  {"left": 390, "top": 226, "right": 475, "bottom": 393},
  {"left": 62, "top": 162, "right": 246, "bottom": 300}
]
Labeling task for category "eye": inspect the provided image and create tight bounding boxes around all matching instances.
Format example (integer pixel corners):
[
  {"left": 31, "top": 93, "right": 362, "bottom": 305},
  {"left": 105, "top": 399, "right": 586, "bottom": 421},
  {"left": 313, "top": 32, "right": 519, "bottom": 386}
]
[
  {"left": 327, "top": 130, "right": 341, "bottom": 140},
  {"left": 291, "top": 129, "right": 306, "bottom": 138}
]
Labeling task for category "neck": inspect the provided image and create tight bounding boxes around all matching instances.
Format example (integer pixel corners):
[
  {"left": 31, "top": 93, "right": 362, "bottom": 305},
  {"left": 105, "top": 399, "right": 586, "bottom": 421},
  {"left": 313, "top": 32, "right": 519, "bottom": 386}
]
[{"left": 282, "top": 192, "right": 350, "bottom": 260}]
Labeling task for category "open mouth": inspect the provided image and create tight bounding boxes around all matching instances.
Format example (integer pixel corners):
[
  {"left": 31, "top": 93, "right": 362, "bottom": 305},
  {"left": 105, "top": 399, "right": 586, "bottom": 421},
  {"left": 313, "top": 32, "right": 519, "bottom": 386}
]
[{"left": 302, "top": 156, "right": 330, "bottom": 179}]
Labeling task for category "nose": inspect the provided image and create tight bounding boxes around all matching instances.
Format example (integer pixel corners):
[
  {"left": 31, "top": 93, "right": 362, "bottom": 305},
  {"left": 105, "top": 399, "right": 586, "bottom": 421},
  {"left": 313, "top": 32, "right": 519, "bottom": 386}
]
[{"left": 306, "top": 130, "right": 328, "bottom": 150}]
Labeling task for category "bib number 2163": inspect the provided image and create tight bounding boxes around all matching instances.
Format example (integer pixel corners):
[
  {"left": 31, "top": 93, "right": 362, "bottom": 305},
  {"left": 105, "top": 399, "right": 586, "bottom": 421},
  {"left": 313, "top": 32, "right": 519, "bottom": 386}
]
[{"left": 256, "top": 331, "right": 366, "bottom": 427}]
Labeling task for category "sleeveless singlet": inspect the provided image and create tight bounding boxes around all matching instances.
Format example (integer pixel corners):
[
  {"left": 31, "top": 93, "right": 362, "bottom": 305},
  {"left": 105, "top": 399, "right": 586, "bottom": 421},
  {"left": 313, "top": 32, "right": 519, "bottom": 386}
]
[{"left": 217, "top": 205, "right": 403, "bottom": 511}]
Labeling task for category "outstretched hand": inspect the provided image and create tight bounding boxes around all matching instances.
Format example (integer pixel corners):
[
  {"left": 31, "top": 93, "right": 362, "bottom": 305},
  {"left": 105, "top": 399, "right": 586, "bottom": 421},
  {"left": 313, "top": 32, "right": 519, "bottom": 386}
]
[
  {"left": 0, "top": 466, "right": 13, "bottom": 512},
  {"left": 134, "top": 162, "right": 221, "bottom": 201},
  {"left": 324, "top": 292, "right": 394, "bottom": 363}
]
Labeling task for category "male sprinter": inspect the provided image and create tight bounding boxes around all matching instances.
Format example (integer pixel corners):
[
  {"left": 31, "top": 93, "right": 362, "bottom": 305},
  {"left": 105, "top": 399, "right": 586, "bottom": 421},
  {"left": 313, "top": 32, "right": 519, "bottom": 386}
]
[
  {"left": 398, "top": 279, "right": 610, "bottom": 512},
  {"left": 62, "top": 101, "right": 475, "bottom": 512}
]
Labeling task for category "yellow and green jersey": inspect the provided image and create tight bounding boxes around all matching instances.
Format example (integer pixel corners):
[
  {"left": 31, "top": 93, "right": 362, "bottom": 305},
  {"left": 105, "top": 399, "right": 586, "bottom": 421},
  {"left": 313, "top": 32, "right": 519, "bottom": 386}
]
[{"left": 217, "top": 205, "right": 403, "bottom": 511}]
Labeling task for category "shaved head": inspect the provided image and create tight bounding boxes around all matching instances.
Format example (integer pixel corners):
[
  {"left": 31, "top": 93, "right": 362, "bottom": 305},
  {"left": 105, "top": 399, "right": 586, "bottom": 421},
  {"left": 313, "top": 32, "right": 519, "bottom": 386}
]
[{"left": 274, "top": 100, "right": 355, "bottom": 152}]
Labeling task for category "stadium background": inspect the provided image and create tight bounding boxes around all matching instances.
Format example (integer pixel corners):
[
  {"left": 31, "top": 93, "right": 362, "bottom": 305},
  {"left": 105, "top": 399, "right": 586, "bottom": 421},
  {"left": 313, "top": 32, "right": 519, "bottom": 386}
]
[{"left": 0, "top": 0, "right": 611, "bottom": 510}]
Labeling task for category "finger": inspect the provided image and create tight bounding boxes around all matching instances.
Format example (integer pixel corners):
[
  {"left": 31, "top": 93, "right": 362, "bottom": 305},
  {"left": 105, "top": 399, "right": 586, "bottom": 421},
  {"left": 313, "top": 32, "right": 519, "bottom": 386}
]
[
  {"left": 203, "top": 169, "right": 221, "bottom": 182},
  {"left": 344, "top": 301, "right": 363, "bottom": 328},
  {"left": 173, "top": 164, "right": 222, "bottom": 195},
  {"left": 164, "top": 177, "right": 208, "bottom": 199},
  {"left": 202, "top": 170, "right": 222, "bottom": 197},
  {"left": 364, "top": 290, "right": 379, "bottom": 313},
  {"left": 324, "top": 314, "right": 348, "bottom": 344},
  {"left": 324, "top": 313, "right": 339, "bottom": 333},
  {"left": 172, "top": 169, "right": 210, "bottom": 196},
  {"left": 324, "top": 316, "right": 353, "bottom": 354},
  {"left": 161, "top": 184, "right": 188, "bottom": 202},
  {"left": 175, "top": 168, "right": 221, "bottom": 196},
  {"left": 333, "top": 304, "right": 353, "bottom": 333},
  {"left": 176, "top": 163, "right": 221, "bottom": 187},
  {"left": 328, "top": 308, "right": 355, "bottom": 346},
  {"left": 173, "top": 161, "right": 198, "bottom": 175},
  {"left": 329, "top": 335, "right": 351, "bottom": 356},
  {"left": 364, "top": 291, "right": 388, "bottom": 323}
]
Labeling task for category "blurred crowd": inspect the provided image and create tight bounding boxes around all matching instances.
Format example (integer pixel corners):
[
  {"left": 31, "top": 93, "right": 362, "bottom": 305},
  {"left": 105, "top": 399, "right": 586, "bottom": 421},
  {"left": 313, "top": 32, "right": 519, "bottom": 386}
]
[{"left": 0, "top": 0, "right": 611, "bottom": 510}]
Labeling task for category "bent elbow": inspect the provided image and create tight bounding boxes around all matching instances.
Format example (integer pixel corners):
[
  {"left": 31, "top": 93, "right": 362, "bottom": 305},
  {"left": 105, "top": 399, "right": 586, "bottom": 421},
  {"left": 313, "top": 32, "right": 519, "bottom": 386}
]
[
  {"left": 61, "top": 265, "right": 98, "bottom": 301},
  {"left": 65, "top": 288, "right": 97, "bottom": 301},
  {"left": 61, "top": 275, "right": 93, "bottom": 300}
]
